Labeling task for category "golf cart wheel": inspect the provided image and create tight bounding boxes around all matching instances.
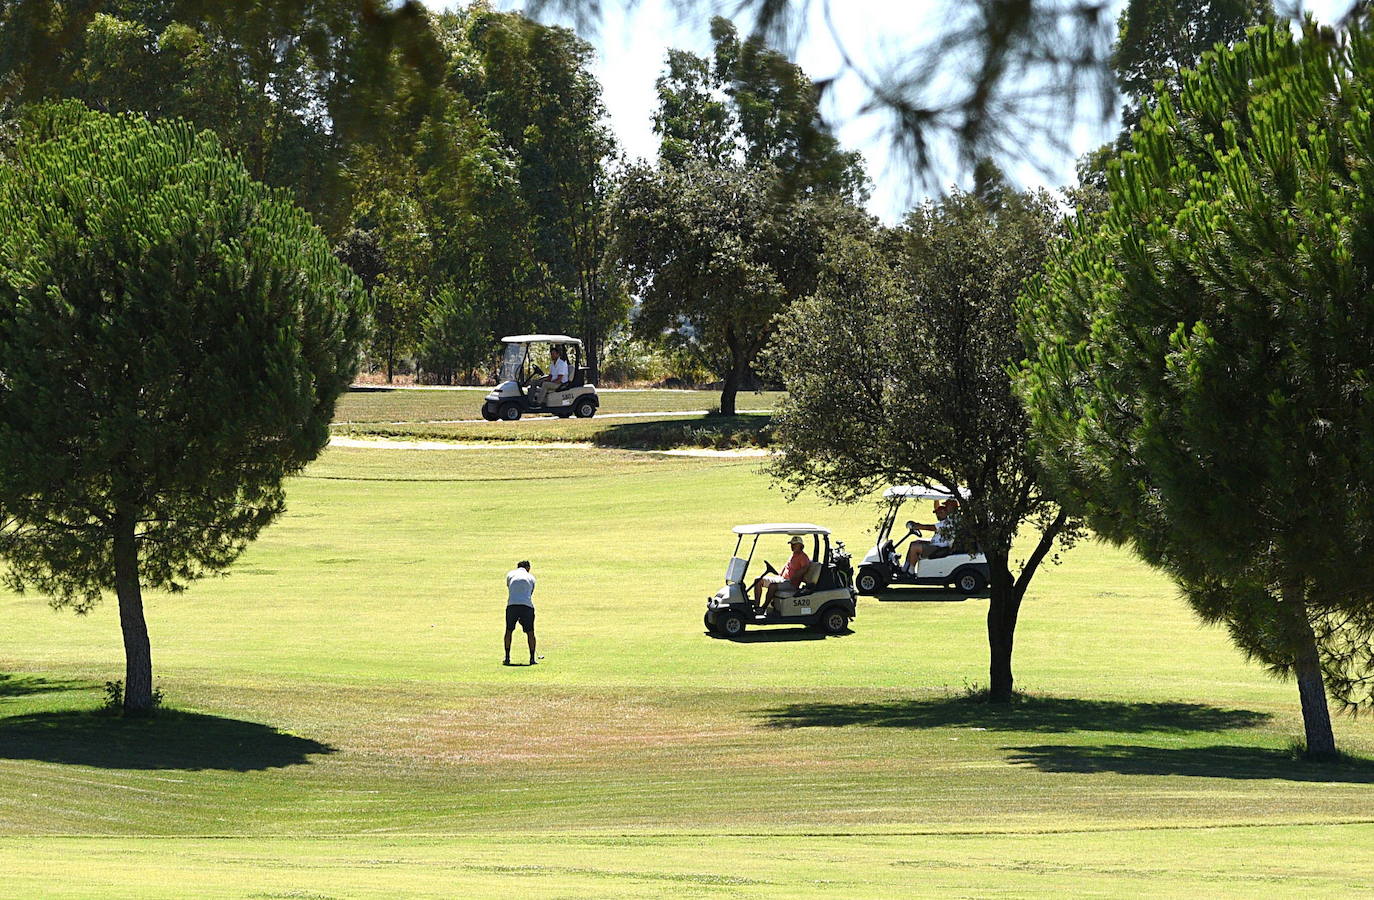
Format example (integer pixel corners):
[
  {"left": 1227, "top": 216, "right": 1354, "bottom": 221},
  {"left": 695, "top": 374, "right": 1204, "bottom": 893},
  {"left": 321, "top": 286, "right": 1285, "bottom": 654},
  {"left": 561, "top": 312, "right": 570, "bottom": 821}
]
[
  {"left": 703, "top": 612, "right": 718, "bottom": 634},
  {"left": 954, "top": 569, "right": 987, "bottom": 595},
  {"left": 718, "top": 612, "right": 746, "bottom": 637},
  {"left": 574, "top": 397, "right": 596, "bottom": 418},
  {"left": 498, "top": 401, "right": 522, "bottom": 421},
  {"left": 480, "top": 403, "right": 498, "bottom": 421},
  {"left": 821, "top": 607, "right": 849, "bottom": 635},
  {"left": 855, "top": 569, "right": 885, "bottom": 594}
]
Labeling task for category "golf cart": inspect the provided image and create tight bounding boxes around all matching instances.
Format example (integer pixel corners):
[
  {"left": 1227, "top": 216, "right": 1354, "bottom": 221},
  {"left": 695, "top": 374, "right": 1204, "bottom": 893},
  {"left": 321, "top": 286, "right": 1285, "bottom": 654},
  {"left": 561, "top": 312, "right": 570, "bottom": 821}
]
[
  {"left": 704, "top": 524, "right": 857, "bottom": 638},
  {"left": 854, "top": 486, "right": 991, "bottom": 596},
  {"left": 480, "top": 334, "right": 599, "bottom": 421}
]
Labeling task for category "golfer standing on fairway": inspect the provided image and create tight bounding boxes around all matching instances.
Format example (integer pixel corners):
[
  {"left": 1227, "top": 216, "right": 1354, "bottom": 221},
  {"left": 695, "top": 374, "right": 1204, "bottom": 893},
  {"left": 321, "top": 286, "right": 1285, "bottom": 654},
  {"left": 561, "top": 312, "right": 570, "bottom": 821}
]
[{"left": 504, "top": 560, "right": 537, "bottom": 666}]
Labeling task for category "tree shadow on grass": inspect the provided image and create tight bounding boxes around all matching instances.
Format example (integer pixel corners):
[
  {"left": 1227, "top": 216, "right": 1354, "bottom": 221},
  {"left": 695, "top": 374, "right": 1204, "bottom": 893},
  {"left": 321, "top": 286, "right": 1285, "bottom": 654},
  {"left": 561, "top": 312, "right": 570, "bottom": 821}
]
[
  {"left": 591, "top": 415, "right": 771, "bottom": 450},
  {"left": 871, "top": 590, "right": 975, "bottom": 603},
  {"left": 0, "top": 709, "right": 336, "bottom": 771},
  {"left": 757, "top": 695, "right": 1271, "bottom": 734},
  {"left": 0, "top": 674, "right": 87, "bottom": 698},
  {"left": 1006, "top": 744, "right": 1374, "bottom": 783}
]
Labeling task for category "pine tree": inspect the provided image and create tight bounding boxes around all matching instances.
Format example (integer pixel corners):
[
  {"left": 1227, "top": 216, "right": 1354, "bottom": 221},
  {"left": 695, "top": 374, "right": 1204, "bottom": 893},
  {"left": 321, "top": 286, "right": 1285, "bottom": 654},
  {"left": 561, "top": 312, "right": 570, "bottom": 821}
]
[
  {"left": 1018, "top": 17, "right": 1374, "bottom": 758},
  {"left": 0, "top": 105, "right": 366, "bottom": 713}
]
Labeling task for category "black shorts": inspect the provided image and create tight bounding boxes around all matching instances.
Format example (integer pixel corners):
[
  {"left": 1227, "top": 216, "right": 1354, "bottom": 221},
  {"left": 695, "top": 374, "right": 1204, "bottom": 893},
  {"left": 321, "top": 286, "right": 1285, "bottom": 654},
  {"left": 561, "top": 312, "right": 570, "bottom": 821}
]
[{"left": 506, "top": 605, "right": 535, "bottom": 633}]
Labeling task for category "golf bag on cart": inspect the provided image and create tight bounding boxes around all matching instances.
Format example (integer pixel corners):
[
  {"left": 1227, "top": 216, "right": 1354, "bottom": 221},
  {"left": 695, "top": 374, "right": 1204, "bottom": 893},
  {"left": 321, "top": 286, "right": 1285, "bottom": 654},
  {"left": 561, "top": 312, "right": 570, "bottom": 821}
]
[{"left": 830, "top": 541, "right": 854, "bottom": 586}]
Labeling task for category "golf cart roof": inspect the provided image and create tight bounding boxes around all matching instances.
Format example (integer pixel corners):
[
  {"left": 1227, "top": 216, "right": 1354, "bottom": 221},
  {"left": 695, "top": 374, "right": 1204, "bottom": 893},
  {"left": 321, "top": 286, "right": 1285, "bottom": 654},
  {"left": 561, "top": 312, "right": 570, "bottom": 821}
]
[
  {"left": 732, "top": 523, "right": 830, "bottom": 536},
  {"left": 882, "top": 485, "right": 967, "bottom": 501},
  {"left": 501, "top": 333, "right": 583, "bottom": 346}
]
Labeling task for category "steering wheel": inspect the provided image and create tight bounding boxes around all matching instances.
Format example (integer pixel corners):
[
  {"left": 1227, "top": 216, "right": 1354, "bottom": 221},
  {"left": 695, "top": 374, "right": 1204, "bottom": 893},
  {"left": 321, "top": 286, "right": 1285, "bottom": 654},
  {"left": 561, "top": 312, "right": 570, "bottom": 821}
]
[
  {"left": 763, "top": 561, "right": 778, "bottom": 575},
  {"left": 528, "top": 364, "right": 544, "bottom": 378},
  {"left": 906, "top": 520, "right": 924, "bottom": 536}
]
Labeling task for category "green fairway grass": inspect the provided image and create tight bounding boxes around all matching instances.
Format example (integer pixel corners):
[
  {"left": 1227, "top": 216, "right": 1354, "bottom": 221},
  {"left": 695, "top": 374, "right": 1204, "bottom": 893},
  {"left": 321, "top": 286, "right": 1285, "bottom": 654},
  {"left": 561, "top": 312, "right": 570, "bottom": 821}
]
[
  {"left": 2, "top": 447, "right": 1372, "bottom": 895},
  {"left": 334, "top": 386, "right": 784, "bottom": 423},
  {"left": 335, "top": 412, "right": 774, "bottom": 449}
]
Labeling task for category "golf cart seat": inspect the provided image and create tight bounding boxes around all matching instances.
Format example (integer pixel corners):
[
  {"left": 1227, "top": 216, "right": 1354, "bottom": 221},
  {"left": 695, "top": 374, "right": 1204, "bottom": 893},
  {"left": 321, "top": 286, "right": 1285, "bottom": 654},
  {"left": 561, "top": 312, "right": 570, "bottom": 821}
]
[
  {"left": 795, "top": 562, "right": 824, "bottom": 596},
  {"left": 569, "top": 367, "right": 588, "bottom": 388}
]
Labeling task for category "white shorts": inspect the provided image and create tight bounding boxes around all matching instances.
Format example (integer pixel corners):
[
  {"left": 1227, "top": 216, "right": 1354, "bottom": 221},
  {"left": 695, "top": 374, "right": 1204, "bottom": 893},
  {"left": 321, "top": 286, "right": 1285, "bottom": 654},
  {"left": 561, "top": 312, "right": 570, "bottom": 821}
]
[{"left": 760, "top": 574, "right": 796, "bottom": 596}]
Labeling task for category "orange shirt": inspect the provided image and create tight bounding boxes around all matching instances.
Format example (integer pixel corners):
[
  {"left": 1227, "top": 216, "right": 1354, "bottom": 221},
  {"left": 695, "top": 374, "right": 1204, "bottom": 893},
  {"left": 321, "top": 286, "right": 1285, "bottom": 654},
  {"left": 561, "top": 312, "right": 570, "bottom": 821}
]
[{"left": 780, "top": 551, "right": 811, "bottom": 586}]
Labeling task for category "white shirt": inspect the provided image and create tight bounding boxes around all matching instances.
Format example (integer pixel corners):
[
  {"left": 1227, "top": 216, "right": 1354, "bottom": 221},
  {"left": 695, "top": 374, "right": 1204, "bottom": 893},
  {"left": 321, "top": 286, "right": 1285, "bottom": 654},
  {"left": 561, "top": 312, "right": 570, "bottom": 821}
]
[
  {"left": 506, "top": 568, "right": 535, "bottom": 606},
  {"left": 931, "top": 517, "right": 954, "bottom": 548},
  {"left": 550, "top": 357, "right": 570, "bottom": 383}
]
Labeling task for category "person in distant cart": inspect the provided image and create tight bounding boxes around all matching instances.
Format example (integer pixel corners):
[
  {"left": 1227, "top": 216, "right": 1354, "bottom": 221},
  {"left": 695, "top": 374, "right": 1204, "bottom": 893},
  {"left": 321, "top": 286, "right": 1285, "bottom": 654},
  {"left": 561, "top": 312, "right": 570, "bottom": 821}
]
[
  {"left": 533, "top": 345, "right": 570, "bottom": 405},
  {"left": 504, "top": 560, "right": 538, "bottom": 666}
]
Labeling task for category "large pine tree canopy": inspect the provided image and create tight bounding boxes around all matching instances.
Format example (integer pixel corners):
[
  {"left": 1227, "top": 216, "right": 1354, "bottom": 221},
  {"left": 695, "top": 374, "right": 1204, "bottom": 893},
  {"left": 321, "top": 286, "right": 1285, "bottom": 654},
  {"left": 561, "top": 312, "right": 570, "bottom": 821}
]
[
  {"left": 1017, "top": 16, "right": 1374, "bottom": 716},
  {"left": 0, "top": 104, "right": 366, "bottom": 611}
]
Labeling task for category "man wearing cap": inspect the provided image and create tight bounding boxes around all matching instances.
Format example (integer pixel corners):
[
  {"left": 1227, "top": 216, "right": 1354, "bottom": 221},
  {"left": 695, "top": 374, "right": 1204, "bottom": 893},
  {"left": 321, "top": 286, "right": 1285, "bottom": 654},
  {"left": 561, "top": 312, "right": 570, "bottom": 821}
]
[
  {"left": 504, "top": 560, "right": 537, "bottom": 666},
  {"left": 904, "top": 499, "right": 955, "bottom": 574},
  {"left": 751, "top": 536, "right": 811, "bottom": 608}
]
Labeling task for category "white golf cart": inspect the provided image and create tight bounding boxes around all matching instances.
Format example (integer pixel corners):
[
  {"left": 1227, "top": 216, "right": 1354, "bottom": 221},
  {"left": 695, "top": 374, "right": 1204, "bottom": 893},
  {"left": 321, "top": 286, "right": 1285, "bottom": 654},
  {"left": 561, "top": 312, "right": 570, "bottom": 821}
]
[
  {"left": 480, "top": 334, "right": 599, "bottom": 421},
  {"left": 854, "top": 486, "right": 991, "bottom": 596},
  {"left": 704, "top": 524, "right": 857, "bottom": 638}
]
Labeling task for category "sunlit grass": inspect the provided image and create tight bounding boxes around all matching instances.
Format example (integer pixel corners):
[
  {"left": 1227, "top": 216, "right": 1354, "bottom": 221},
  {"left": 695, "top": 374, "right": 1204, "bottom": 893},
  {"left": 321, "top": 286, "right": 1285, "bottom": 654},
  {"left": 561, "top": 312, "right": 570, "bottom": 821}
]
[
  {"left": 1, "top": 446, "right": 1371, "bottom": 895},
  {"left": 334, "top": 386, "right": 784, "bottom": 423}
]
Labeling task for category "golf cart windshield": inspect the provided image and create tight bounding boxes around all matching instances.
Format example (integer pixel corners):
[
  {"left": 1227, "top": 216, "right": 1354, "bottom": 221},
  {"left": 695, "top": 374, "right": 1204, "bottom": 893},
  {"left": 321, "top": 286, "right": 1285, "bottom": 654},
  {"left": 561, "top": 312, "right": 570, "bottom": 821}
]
[{"left": 498, "top": 343, "right": 527, "bottom": 383}]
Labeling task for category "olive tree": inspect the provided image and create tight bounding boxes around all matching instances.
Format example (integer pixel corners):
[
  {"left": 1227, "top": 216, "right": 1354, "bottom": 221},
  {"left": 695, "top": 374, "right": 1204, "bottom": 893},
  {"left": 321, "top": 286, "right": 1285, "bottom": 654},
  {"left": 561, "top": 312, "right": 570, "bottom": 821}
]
[
  {"left": 766, "top": 188, "right": 1077, "bottom": 701},
  {"left": 1016, "top": 18, "right": 1374, "bottom": 758},
  {"left": 0, "top": 105, "right": 366, "bottom": 714},
  {"left": 611, "top": 159, "right": 859, "bottom": 414}
]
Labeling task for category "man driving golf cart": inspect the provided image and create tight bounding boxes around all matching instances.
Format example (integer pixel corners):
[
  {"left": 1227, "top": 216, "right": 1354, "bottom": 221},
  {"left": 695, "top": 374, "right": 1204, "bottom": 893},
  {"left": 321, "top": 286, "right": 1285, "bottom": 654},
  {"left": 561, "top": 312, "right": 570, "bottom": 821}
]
[
  {"left": 903, "top": 497, "right": 959, "bottom": 572},
  {"left": 704, "top": 524, "right": 856, "bottom": 637},
  {"left": 854, "top": 487, "right": 991, "bottom": 596},
  {"left": 751, "top": 534, "right": 810, "bottom": 606},
  {"left": 480, "top": 334, "right": 599, "bottom": 421}
]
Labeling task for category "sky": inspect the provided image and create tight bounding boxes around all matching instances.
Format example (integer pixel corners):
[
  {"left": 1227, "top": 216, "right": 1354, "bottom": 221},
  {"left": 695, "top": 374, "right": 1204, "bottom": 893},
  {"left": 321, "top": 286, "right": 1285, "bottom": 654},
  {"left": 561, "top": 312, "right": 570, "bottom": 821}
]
[{"left": 422, "top": 0, "right": 1360, "bottom": 223}]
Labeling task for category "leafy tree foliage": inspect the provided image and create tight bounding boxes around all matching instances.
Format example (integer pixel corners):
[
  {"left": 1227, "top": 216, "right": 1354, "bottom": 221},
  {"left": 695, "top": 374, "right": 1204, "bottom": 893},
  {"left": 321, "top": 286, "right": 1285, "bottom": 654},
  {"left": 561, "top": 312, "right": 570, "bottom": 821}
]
[
  {"left": 1078, "top": 0, "right": 1273, "bottom": 192},
  {"left": 612, "top": 160, "right": 861, "bottom": 414},
  {"left": 615, "top": 17, "right": 868, "bottom": 406},
  {"left": 0, "top": 106, "right": 365, "bottom": 713},
  {"left": 1112, "top": 0, "right": 1274, "bottom": 131},
  {"left": 1, "top": 1, "right": 446, "bottom": 233},
  {"left": 654, "top": 16, "right": 865, "bottom": 198},
  {"left": 418, "top": 283, "right": 494, "bottom": 385},
  {"left": 766, "top": 188, "right": 1075, "bottom": 700},
  {"left": 1017, "top": 18, "right": 1374, "bottom": 757},
  {"left": 458, "top": 7, "right": 623, "bottom": 377}
]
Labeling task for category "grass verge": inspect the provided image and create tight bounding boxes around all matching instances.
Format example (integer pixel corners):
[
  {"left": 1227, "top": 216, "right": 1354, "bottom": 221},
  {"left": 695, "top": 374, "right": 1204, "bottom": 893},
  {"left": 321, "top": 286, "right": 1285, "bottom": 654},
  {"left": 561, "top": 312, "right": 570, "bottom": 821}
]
[{"left": 332, "top": 412, "right": 774, "bottom": 450}]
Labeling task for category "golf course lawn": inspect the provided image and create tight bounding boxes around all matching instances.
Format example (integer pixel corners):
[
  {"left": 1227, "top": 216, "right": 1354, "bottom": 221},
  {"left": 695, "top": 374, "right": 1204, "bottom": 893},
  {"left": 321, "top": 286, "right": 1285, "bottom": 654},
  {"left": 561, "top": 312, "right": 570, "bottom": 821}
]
[
  {"left": 2, "top": 446, "right": 1372, "bottom": 897},
  {"left": 334, "top": 386, "right": 784, "bottom": 423}
]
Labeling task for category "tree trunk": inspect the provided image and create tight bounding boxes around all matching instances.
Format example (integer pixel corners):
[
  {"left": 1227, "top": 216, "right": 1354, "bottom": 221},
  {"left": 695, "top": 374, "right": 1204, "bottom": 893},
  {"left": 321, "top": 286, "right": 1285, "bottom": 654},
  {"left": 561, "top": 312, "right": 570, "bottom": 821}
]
[
  {"left": 720, "top": 375, "right": 739, "bottom": 416},
  {"left": 720, "top": 335, "right": 747, "bottom": 416},
  {"left": 586, "top": 325, "right": 600, "bottom": 386},
  {"left": 985, "top": 551, "right": 1021, "bottom": 702},
  {"left": 113, "top": 512, "right": 153, "bottom": 716},
  {"left": 1284, "top": 588, "right": 1337, "bottom": 760}
]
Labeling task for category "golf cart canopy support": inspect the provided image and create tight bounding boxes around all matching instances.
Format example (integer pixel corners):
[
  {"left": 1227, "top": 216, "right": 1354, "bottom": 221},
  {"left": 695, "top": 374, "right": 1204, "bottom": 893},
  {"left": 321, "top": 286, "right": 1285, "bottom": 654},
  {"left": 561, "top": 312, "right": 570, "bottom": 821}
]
[
  {"left": 882, "top": 485, "right": 969, "bottom": 501},
  {"left": 732, "top": 523, "right": 831, "bottom": 536},
  {"left": 500, "top": 334, "right": 584, "bottom": 346}
]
